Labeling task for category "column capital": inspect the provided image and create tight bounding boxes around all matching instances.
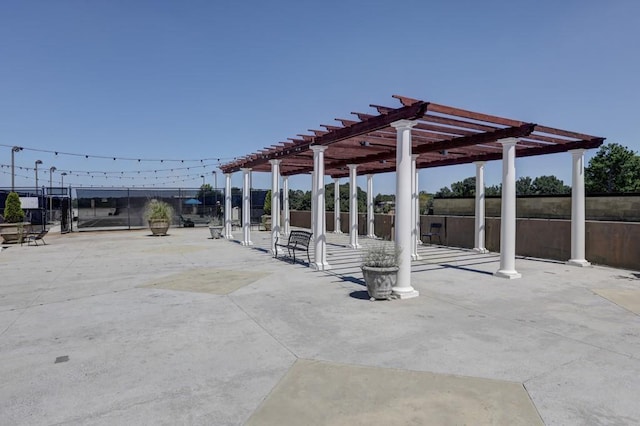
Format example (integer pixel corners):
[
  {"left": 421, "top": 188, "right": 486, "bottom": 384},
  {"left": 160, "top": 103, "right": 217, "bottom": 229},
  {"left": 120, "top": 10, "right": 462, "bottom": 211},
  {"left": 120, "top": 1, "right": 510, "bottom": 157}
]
[
  {"left": 391, "top": 119, "right": 418, "bottom": 130},
  {"left": 224, "top": 172, "right": 233, "bottom": 177},
  {"left": 498, "top": 137, "right": 519, "bottom": 146},
  {"left": 473, "top": 161, "right": 486, "bottom": 167},
  {"left": 240, "top": 167, "right": 252, "bottom": 173},
  {"left": 310, "top": 145, "right": 328, "bottom": 153},
  {"left": 333, "top": 177, "right": 340, "bottom": 183},
  {"left": 269, "top": 159, "right": 281, "bottom": 166},
  {"left": 347, "top": 164, "right": 358, "bottom": 171},
  {"left": 568, "top": 148, "right": 586, "bottom": 156},
  {"left": 411, "top": 154, "right": 419, "bottom": 161}
]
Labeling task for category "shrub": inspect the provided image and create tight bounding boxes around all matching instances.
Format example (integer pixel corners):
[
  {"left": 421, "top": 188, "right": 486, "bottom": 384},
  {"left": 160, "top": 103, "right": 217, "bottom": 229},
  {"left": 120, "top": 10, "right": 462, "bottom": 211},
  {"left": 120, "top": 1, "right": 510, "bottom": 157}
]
[
  {"left": 361, "top": 244, "right": 399, "bottom": 268},
  {"left": 3, "top": 192, "right": 25, "bottom": 223},
  {"left": 144, "top": 200, "right": 173, "bottom": 222}
]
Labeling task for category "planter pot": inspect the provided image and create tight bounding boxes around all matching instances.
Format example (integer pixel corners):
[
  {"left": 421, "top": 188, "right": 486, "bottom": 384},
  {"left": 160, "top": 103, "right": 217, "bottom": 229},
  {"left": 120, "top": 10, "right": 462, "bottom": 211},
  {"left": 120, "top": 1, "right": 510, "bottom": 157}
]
[
  {"left": 209, "top": 225, "right": 223, "bottom": 239},
  {"left": 262, "top": 215, "right": 271, "bottom": 231},
  {"left": 361, "top": 265, "right": 399, "bottom": 300},
  {"left": 0, "top": 223, "right": 31, "bottom": 244},
  {"left": 148, "top": 219, "right": 170, "bottom": 236}
]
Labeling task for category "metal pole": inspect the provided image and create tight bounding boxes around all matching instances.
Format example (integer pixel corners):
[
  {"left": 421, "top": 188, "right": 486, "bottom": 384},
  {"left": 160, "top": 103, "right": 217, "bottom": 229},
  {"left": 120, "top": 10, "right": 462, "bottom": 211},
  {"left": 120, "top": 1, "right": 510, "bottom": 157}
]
[
  {"left": 201, "top": 175, "right": 206, "bottom": 217},
  {"left": 11, "top": 146, "right": 23, "bottom": 192},
  {"left": 49, "top": 166, "right": 56, "bottom": 223},
  {"left": 213, "top": 171, "right": 217, "bottom": 209},
  {"left": 35, "top": 160, "right": 42, "bottom": 196}
]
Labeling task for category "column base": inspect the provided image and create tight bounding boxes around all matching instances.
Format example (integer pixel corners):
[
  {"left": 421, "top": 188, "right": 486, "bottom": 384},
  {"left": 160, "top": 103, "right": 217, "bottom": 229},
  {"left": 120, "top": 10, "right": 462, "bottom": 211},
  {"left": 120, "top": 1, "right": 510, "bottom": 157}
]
[
  {"left": 241, "top": 241, "right": 254, "bottom": 246},
  {"left": 473, "top": 248, "right": 489, "bottom": 254},
  {"left": 366, "top": 234, "right": 377, "bottom": 239},
  {"left": 349, "top": 243, "right": 362, "bottom": 249},
  {"left": 494, "top": 269, "right": 521, "bottom": 279},
  {"left": 392, "top": 287, "right": 419, "bottom": 299},
  {"left": 311, "top": 262, "right": 331, "bottom": 271},
  {"left": 417, "top": 239, "right": 423, "bottom": 245},
  {"left": 567, "top": 259, "right": 591, "bottom": 267},
  {"left": 411, "top": 253, "right": 422, "bottom": 261},
  {"left": 333, "top": 230, "right": 343, "bottom": 234},
  {"left": 223, "top": 234, "right": 234, "bottom": 240}
]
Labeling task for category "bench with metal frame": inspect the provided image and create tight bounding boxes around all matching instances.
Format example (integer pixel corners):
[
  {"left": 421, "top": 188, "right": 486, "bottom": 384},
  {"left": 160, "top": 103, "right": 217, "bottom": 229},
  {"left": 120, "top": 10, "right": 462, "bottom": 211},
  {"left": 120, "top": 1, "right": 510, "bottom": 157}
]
[
  {"left": 23, "top": 229, "right": 48, "bottom": 246},
  {"left": 274, "top": 230, "right": 313, "bottom": 264}
]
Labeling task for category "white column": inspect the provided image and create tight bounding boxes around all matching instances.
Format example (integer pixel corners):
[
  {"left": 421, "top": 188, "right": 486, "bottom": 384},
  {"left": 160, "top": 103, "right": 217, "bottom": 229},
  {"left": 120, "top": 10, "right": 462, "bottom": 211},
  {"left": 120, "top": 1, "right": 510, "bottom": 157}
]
[
  {"left": 391, "top": 120, "right": 419, "bottom": 299},
  {"left": 241, "top": 168, "right": 253, "bottom": 246},
  {"left": 333, "top": 178, "right": 342, "bottom": 233},
  {"left": 223, "top": 173, "right": 234, "bottom": 239},
  {"left": 310, "top": 171, "right": 316, "bottom": 237},
  {"left": 568, "top": 149, "right": 591, "bottom": 267},
  {"left": 348, "top": 164, "right": 361, "bottom": 249},
  {"left": 311, "top": 146, "right": 330, "bottom": 270},
  {"left": 411, "top": 154, "right": 421, "bottom": 260},
  {"left": 473, "top": 161, "right": 488, "bottom": 253},
  {"left": 495, "top": 138, "right": 521, "bottom": 279},
  {"left": 366, "top": 174, "right": 375, "bottom": 238},
  {"left": 283, "top": 176, "right": 290, "bottom": 236},
  {"left": 269, "top": 159, "right": 281, "bottom": 255}
]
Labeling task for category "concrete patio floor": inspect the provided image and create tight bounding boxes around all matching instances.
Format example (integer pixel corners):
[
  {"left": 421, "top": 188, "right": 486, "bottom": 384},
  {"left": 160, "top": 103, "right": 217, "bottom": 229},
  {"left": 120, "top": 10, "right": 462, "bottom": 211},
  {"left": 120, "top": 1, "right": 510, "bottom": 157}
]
[{"left": 1, "top": 226, "right": 639, "bottom": 425}]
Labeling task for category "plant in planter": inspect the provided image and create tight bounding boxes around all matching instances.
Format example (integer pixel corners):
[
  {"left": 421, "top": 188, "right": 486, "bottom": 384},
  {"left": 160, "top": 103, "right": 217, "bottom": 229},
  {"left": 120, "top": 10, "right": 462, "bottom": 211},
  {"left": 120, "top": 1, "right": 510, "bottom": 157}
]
[
  {"left": 361, "top": 244, "right": 400, "bottom": 300},
  {"left": 0, "top": 192, "right": 28, "bottom": 243},
  {"left": 262, "top": 190, "right": 272, "bottom": 231},
  {"left": 144, "top": 199, "right": 173, "bottom": 236}
]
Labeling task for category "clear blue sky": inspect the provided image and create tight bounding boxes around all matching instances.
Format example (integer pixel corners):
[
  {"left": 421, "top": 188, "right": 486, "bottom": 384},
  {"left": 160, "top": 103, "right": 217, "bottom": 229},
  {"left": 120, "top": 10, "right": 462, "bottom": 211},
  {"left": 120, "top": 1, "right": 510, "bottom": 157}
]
[{"left": 1, "top": 1, "right": 638, "bottom": 194}]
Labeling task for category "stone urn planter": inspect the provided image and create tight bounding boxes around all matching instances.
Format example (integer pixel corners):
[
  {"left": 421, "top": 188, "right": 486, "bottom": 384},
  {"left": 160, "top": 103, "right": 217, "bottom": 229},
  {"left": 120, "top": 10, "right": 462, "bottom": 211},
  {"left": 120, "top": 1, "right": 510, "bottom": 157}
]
[
  {"left": 148, "top": 219, "right": 170, "bottom": 236},
  {"left": 144, "top": 200, "right": 173, "bottom": 237},
  {"left": 361, "top": 244, "right": 399, "bottom": 300},
  {"left": 0, "top": 223, "right": 30, "bottom": 244},
  {"left": 209, "top": 225, "right": 223, "bottom": 239},
  {"left": 361, "top": 265, "right": 399, "bottom": 300}
]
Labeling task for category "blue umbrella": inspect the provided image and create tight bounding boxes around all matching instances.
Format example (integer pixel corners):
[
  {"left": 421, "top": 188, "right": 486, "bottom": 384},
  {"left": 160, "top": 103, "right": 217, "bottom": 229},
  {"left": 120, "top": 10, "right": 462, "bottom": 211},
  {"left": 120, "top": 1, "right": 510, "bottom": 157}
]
[{"left": 184, "top": 198, "right": 202, "bottom": 205}]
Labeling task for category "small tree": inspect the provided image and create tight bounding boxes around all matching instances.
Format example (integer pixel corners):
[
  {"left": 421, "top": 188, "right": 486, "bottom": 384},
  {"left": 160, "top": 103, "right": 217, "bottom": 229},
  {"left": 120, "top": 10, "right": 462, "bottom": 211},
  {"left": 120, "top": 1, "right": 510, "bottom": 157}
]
[
  {"left": 4, "top": 192, "right": 25, "bottom": 223},
  {"left": 585, "top": 143, "right": 640, "bottom": 193},
  {"left": 263, "top": 190, "right": 272, "bottom": 215}
]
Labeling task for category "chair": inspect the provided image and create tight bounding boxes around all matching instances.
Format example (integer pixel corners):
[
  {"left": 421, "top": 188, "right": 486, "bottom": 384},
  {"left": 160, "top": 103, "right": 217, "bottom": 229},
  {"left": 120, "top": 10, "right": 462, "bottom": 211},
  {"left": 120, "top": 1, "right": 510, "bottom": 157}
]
[
  {"left": 25, "top": 230, "right": 48, "bottom": 246},
  {"left": 422, "top": 223, "right": 442, "bottom": 244}
]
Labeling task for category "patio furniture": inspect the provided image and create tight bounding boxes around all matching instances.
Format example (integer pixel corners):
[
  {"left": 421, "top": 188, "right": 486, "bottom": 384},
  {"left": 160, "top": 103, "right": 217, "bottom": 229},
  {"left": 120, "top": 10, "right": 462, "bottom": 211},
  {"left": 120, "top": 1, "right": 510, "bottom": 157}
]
[
  {"left": 179, "top": 215, "right": 195, "bottom": 228},
  {"left": 422, "top": 223, "right": 443, "bottom": 244},
  {"left": 274, "top": 230, "right": 312, "bottom": 264},
  {"left": 23, "top": 229, "right": 48, "bottom": 246}
]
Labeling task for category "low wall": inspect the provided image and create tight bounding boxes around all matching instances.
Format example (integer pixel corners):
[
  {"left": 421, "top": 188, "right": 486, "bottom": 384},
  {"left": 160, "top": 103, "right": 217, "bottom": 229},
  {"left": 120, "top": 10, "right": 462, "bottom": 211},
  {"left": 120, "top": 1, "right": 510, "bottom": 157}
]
[
  {"left": 289, "top": 210, "right": 640, "bottom": 271},
  {"left": 434, "top": 195, "right": 640, "bottom": 221}
]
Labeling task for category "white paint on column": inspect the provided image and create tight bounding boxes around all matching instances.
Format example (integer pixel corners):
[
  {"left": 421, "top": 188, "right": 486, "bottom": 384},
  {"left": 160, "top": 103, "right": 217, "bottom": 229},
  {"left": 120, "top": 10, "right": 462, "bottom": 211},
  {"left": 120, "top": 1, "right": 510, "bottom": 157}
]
[
  {"left": 494, "top": 138, "right": 521, "bottom": 279},
  {"left": 241, "top": 168, "right": 253, "bottom": 246},
  {"left": 568, "top": 149, "right": 591, "bottom": 267},
  {"left": 366, "top": 174, "right": 375, "bottom": 238},
  {"left": 391, "top": 120, "right": 419, "bottom": 299},
  {"left": 269, "top": 159, "right": 281, "bottom": 255},
  {"left": 348, "top": 164, "right": 361, "bottom": 249},
  {"left": 311, "top": 146, "right": 330, "bottom": 270},
  {"left": 473, "top": 161, "right": 488, "bottom": 253},
  {"left": 411, "top": 154, "right": 421, "bottom": 260},
  {"left": 283, "top": 176, "right": 290, "bottom": 236},
  {"left": 334, "top": 178, "right": 342, "bottom": 233},
  {"left": 223, "top": 172, "right": 234, "bottom": 239}
]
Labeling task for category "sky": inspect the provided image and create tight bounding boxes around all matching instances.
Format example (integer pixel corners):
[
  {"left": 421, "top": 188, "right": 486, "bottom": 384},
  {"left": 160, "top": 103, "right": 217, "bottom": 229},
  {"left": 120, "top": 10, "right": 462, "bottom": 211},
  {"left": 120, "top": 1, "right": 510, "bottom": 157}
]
[{"left": 1, "top": 0, "right": 639, "bottom": 195}]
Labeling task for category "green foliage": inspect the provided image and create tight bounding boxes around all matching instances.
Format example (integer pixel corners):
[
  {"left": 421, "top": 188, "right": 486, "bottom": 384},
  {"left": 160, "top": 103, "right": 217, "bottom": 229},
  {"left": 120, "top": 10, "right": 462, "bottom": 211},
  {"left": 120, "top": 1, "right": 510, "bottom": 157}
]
[
  {"left": 531, "top": 175, "right": 570, "bottom": 195},
  {"left": 144, "top": 200, "right": 173, "bottom": 222},
  {"left": 516, "top": 176, "right": 534, "bottom": 195},
  {"left": 486, "top": 184, "right": 501, "bottom": 196},
  {"left": 585, "top": 143, "right": 640, "bottom": 193},
  {"left": 436, "top": 177, "right": 475, "bottom": 197},
  {"left": 263, "top": 190, "right": 272, "bottom": 215},
  {"left": 289, "top": 189, "right": 311, "bottom": 210},
  {"left": 3, "top": 192, "right": 25, "bottom": 223},
  {"left": 361, "top": 244, "right": 399, "bottom": 268}
]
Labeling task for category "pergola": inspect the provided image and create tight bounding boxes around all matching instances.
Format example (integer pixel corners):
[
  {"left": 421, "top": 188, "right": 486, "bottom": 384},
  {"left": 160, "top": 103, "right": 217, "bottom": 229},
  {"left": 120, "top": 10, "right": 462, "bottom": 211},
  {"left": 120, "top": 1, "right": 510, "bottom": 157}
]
[{"left": 220, "top": 95, "right": 604, "bottom": 298}]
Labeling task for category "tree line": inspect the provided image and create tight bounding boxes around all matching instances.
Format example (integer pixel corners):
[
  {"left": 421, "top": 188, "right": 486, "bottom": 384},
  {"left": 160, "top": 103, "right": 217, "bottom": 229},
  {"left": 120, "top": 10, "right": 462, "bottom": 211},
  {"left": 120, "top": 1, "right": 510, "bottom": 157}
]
[{"left": 436, "top": 142, "right": 640, "bottom": 197}]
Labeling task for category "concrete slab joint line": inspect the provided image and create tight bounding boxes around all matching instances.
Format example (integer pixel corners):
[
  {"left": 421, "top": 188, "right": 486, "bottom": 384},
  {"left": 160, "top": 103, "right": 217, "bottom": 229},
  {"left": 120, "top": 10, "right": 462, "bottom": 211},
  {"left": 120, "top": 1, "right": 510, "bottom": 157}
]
[{"left": 246, "top": 359, "right": 543, "bottom": 425}]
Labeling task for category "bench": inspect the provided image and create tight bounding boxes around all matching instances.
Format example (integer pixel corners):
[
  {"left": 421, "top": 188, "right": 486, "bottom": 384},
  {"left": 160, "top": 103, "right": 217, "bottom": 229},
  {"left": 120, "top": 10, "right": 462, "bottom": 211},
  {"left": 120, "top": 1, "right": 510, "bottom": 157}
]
[
  {"left": 274, "top": 230, "right": 312, "bottom": 264},
  {"left": 179, "top": 215, "right": 195, "bottom": 227},
  {"left": 23, "top": 229, "right": 48, "bottom": 246}
]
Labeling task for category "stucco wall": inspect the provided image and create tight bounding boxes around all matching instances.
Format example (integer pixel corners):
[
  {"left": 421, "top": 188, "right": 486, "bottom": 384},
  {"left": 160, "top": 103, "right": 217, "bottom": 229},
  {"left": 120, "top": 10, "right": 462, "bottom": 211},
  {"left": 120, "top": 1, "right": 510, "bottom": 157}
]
[
  {"left": 289, "top": 210, "right": 639, "bottom": 271},
  {"left": 434, "top": 195, "right": 640, "bottom": 222}
]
